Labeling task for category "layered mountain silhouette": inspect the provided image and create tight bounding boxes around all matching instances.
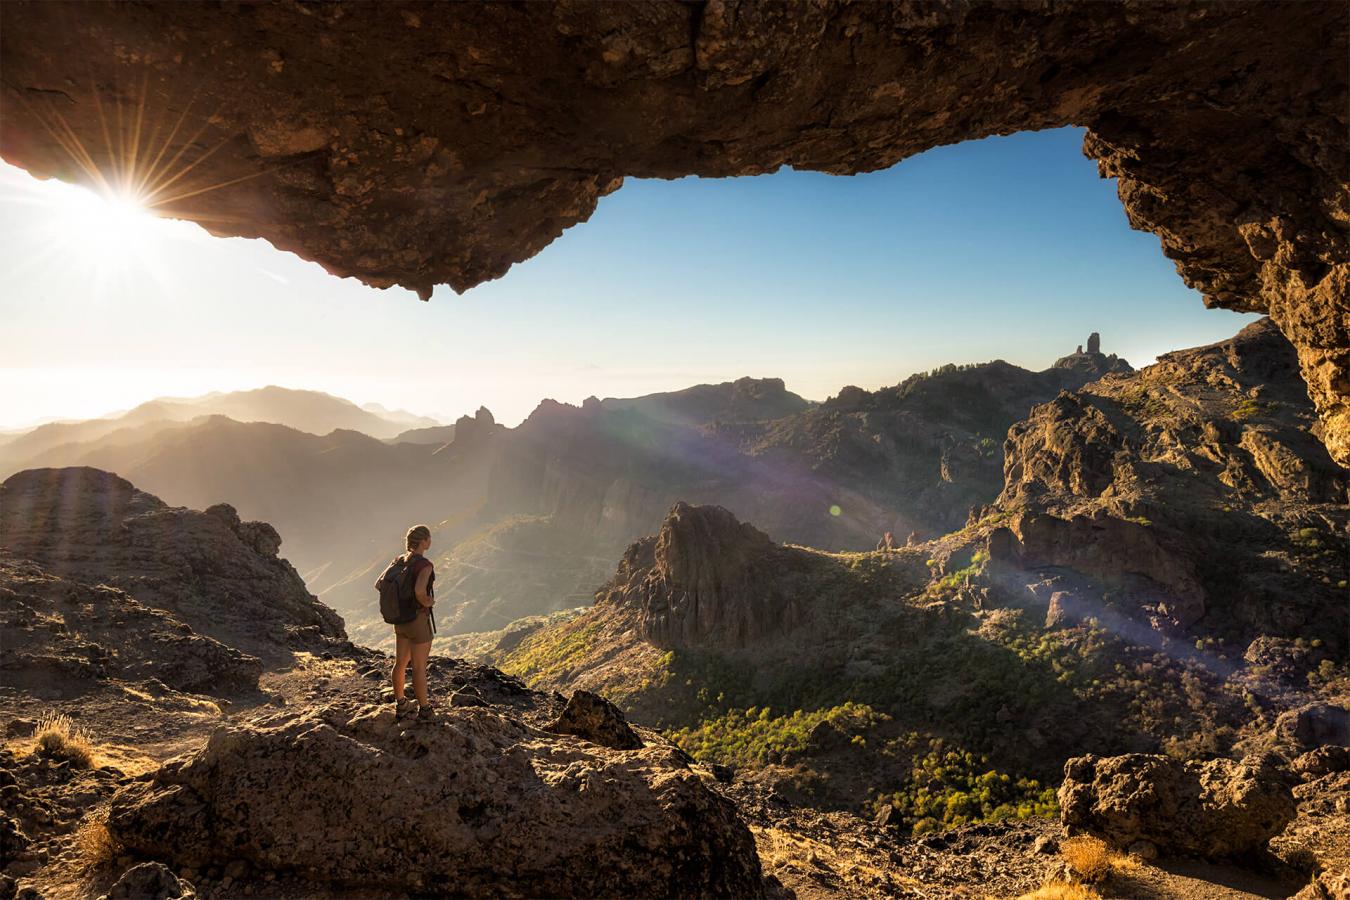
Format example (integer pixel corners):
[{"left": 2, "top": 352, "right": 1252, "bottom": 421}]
[
  {"left": 0, "top": 386, "right": 440, "bottom": 476},
  {"left": 1, "top": 347, "right": 1132, "bottom": 641}
]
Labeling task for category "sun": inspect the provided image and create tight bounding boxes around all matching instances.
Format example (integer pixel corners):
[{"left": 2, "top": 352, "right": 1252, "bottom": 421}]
[
  {"left": 48, "top": 180, "right": 156, "bottom": 260},
  {"left": 0, "top": 162, "right": 199, "bottom": 298}
]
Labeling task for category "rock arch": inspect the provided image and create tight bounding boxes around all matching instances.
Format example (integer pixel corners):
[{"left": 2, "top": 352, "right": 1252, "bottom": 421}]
[{"left": 1, "top": 1, "right": 1346, "bottom": 461}]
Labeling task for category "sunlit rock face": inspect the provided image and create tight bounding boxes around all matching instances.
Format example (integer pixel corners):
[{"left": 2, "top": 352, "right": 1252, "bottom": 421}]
[{"left": 1, "top": 1, "right": 1346, "bottom": 460}]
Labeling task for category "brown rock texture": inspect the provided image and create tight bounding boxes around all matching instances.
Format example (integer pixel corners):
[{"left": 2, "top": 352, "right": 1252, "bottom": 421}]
[
  {"left": 106, "top": 700, "right": 764, "bottom": 897},
  {"left": 986, "top": 318, "right": 1348, "bottom": 641},
  {"left": 597, "top": 502, "right": 807, "bottom": 649},
  {"left": 0, "top": 467, "right": 345, "bottom": 662},
  {"left": 1, "top": 2, "right": 1346, "bottom": 460},
  {"left": 546, "top": 689, "right": 644, "bottom": 751},
  {"left": 99, "top": 862, "right": 197, "bottom": 900},
  {"left": 1059, "top": 752, "right": 1297, "bottom": 861},
  {"left": 0, "top": 552, "right": 263, "bottom": 696}
]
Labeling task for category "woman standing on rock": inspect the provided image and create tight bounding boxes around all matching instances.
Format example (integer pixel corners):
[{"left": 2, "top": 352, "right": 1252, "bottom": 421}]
[{"left": 391, "top": 524, "right": 436, "bottom": 718}]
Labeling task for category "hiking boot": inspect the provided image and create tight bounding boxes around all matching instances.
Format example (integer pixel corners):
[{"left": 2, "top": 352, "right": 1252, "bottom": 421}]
[
  {"left": 415, "top": 704, "right": 440, "bottom": 723},
  {"left": 394, "top": 698, "right": 415, "bottom": 718}
]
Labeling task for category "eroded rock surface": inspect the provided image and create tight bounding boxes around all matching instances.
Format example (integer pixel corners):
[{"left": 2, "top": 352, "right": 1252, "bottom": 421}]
[
  {"left": 982, "top": 319, "right": 1348, "bottom": 642},
  {"left": 106, "top": 700, "right": 763, "bottom": 897},
  {"left": 0, "top": 468, "right": 345, "bottom": 662},
  {"left": 1059, "top": 752, "right": 1297, "bottom": 860},
  {"left": 0, "top": 553, "right": 262, "bottom": 696},
  {"left": 597, "top": 502, "right": 810, "bottom": 649},
  {"left": 1, "top": 2, "right": 1346, "bottom": 459},
  {"left": 546, "top": 690, "right": 644, "bottom": 750}
]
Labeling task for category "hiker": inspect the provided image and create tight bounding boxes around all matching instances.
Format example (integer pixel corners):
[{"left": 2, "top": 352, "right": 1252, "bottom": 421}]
[
  {"left": 876, "top": 531, "right": 896, "bottom": 552},
  {"left": 376, "top": 524, "right": 436, "bottom": 717}
]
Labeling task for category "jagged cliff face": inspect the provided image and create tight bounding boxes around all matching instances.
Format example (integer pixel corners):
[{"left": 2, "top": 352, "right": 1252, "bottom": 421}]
[
  {"left": 1, "top": 2, "right": 1346, "bottom": 461},
  {"left": 598, "top": 502, "right": 808, "bottom": 650},
  {"left": 981, "top": 318, "right": 1348, "bottom": 641}
]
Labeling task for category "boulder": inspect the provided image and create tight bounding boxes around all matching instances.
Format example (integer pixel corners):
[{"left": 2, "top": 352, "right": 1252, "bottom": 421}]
[
  {"left": 1059, "top": 752, "right": 1296, "bottom": 860},
  {"left": 100, "top": 862, "right": 196, "bottom": 900},
  {"left": 546, "top": 691, "right": 643, "bottom": 750},
  {"left": 1293, "top": 870, "right": 1350, "bottom": 900},
  {"left": 1275, "top": 704, "right": 1350, "bottom": 753},
  {"left": 107, "top": 701, "right": 762, "bottom": 897},
  {"left": 1292, "top": 746, "right": 1350, "bottom": 781}
]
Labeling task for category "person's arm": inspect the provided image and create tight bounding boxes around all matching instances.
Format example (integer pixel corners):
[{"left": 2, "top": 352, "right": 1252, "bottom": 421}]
[{"left": 414, "top": 565, "right": 434, "bottom": 609}]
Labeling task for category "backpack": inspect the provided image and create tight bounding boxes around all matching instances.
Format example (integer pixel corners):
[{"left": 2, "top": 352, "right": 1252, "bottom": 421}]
[{"left": 376, "top": 555, "right": 420, "bottom": 625}]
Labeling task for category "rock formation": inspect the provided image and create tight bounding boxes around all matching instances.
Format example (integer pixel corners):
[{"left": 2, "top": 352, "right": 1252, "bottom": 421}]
[
  {"left": 596, "top": 503, "right": 807, "bottom": 650},
  {"left": 546, "top": 690, "right": 644, "bottom": 751},
  {"left": 1059, "top": 752, "right": 1297, "bottom": 860},
  {"left": 99, "top": 863, "right": 197, "bottom": 900},
  {"left": 0, "top": 467, "right": 345, "bottom": 662},
  {"left": 106, "top": 700, "right": 763, "bottom": 897},
  {"left": 1, "top": 2, "right": 1345, "bottom": 462},
  {"left": 0, "top": 552, "right": 263, "bottom": 696},
  {"left": 983, "top": 318, "right": 1348, "bottom": 642},
  {"left": 1050, "top": 332, "right": 1131, "bottom": 378}
]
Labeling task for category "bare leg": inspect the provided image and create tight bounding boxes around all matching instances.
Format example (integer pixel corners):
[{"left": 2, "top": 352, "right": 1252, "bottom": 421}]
[
  {"left": 393, "top": 635, "right": 412, "bottom": 701},
  {"left": 411, "top": 640, "right": 431, "bottom": 707}
]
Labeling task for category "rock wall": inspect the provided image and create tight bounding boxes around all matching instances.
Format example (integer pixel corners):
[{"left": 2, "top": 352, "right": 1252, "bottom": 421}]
[{"left": 1, "top": 2, "right": 1346, "bottom": 461}]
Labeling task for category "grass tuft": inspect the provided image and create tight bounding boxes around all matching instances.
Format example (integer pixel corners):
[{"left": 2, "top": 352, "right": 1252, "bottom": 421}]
[
  {"left": 1061, "top": 835, "right": 1138, "bottom": 883},
  {"left": 1019, "top": 881, "right": 1102, "bottom": 900},
  {"left": 73, "top": 808, "right": 123, "bottom": 870},
  {"left": 34, "top": 711, "right": 96, "bottom": 768}
]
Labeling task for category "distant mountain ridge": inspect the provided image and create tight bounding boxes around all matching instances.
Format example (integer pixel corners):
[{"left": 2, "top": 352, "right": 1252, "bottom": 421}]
[
  {"left": 0, "top": 385, "right": 441, "bottom": 475},
  {"left": 5, "top": 340, "right": 1135, "bottom": 637}
]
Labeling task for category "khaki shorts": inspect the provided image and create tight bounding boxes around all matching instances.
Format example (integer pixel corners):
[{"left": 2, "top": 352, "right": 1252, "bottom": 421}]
[{"left": 394, "top": 610, "right": 433, "bottom": 645}]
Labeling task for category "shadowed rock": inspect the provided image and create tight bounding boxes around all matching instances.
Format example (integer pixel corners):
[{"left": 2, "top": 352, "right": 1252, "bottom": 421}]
[
  {"left": 546, "top": 690, "right": 644, "bottom": 750},
  {"left": 0, "top": 467, "right": 345, "bottom": 662},
  {"left": 100, "top": 862, "right": 196, "bottom": 900},
  {"left": 1059, "top": 752, "right": 1296, "bottom": 861},
  {"left": 598, "top": 502, "right": 806, "bottom": 649},
  {"left": 107, "top": 701, "right": 762, "bottom": 897}
]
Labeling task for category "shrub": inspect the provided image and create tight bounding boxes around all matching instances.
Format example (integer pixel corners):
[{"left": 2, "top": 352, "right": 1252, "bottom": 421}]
[
  {"left": 1019, "top": 883, "right": 1101, "bottom": 900},
  {"left": 73, "top": 809, "right": 122, "bottom": 870},
  {"left": 667, "top": 702, "right": 881, "bottom": 767},
  {"left": 34, "top": 711, "right": 96, "bottom": 768},
  {"left": 1060, "top": 835, "right": 1138, "bottom": 883},
  {"left": 1061, "top": 836, "right": 1111, "bottom": 882},
  {"left": 872, "top": 741, "right": 1058, "bottom": 834}
]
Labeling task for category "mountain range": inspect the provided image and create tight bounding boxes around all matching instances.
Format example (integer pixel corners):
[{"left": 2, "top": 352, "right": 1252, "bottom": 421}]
[{"left": 0, "top": 340, "right": 1131, "bottom": 644}]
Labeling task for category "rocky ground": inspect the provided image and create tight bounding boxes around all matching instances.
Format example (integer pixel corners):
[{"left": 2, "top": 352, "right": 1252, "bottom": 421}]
[{"left": 3, "top": 646, "right": 1339, "bottom": 900}]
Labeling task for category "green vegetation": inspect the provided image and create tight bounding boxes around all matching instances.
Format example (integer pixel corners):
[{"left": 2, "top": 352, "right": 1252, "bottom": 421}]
[
  {"left": 499, "top": 621, "right": 602, "bottom": 684},
  {"left": 1292, "top": 527, "right": 1324, "bottom": 551},
  {"left": 668, "top": 702, "right": 882, "bottom": 767},
  {"left": 1115, "top": 385, "right": 1169, "bottom": 420},
  {"left": 932, "top": 548, "right": 989, "bottom": 593},
  {"left": 1230, "top": 398, "right": 1272, "bottom": 421},
  {"left": 871, "top": 740, "right": 1058, "bottom": 835}
]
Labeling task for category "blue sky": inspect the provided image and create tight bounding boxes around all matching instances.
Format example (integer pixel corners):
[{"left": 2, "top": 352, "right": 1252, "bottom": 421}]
[{"left": 0, "top": 126, "right": 1257, "bottom": 428}]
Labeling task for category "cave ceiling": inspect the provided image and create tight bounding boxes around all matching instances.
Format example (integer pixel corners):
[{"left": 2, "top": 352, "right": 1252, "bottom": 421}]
[{"left": 1, "top": 1, "right": 1346, "bottom": 463}]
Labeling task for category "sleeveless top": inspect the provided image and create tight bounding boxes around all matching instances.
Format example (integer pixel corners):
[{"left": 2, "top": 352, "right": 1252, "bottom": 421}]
[{"left": 405, "top": 552, "right": 434, "bottom": 600}]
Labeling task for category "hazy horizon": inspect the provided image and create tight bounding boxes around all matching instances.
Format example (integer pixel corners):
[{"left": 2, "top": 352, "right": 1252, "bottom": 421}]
[{"left": 0, "top": 126, "right": 1260, "bottom": 431}]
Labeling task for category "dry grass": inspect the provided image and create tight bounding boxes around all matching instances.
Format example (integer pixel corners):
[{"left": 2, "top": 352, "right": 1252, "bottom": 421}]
[
  {"left": 1019, "top": 881, "right": 1102, "bottom": 900},
  {"left": 1061, "top": 835, "right": 1140, "bottom": 883},
  {"left": 34, "top": 711, "right": 97, "bottom": 768},
  {"left": 73, "top": 809, "right": 122, "bottom": 870}
]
